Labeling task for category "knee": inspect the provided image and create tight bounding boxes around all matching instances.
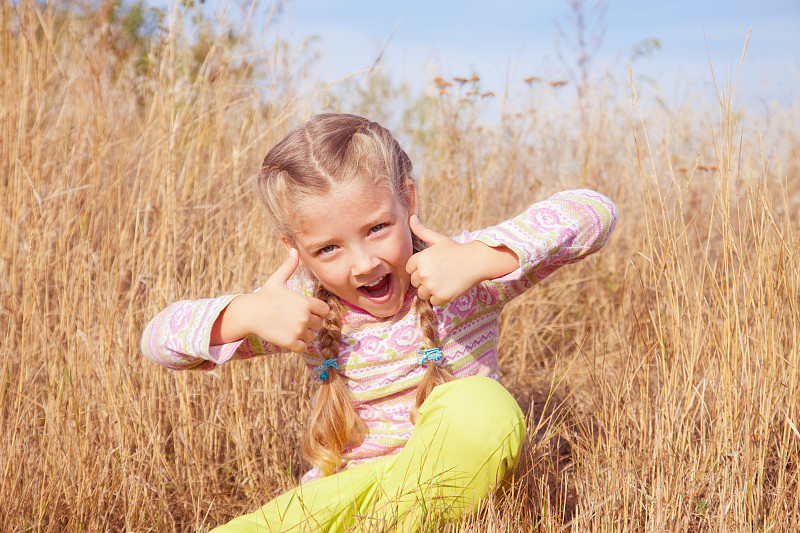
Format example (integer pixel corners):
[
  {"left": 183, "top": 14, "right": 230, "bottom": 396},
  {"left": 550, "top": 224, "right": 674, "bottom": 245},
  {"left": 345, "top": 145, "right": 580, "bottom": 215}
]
[{"left": 423, "top": 376, "right": 526, "bottom": 460}]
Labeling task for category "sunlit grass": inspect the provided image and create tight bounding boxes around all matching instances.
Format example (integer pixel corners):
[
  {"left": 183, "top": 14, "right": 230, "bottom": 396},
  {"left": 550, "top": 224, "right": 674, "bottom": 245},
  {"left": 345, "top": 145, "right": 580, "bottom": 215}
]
[{"left": 1, "top": 1, "right": 798, "bottom": 531}]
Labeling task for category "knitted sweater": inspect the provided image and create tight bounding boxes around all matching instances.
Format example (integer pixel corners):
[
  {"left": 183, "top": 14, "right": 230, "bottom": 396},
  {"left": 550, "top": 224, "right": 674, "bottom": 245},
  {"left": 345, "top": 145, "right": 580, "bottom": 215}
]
[{"left": 141, "top": 189, "right": 618, "bottom": 482}]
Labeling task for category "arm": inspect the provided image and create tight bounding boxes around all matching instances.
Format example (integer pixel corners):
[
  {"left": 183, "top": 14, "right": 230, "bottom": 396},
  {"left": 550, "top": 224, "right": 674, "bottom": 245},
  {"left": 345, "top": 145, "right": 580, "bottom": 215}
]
[
  {"left": 468, "top": 188, "right": 618, "bottom": 301},
  {"left": 407, "top": 189, "right": 617, "bottom": 306},
  {"left": 141, "top": 249, "right": 330, "bottom": 370},
  {"left": 406, "top": 217, "right": 520, "bottom": 305},
  {"left": 140, "top": 294, "right": 246, "bottom": 370}
]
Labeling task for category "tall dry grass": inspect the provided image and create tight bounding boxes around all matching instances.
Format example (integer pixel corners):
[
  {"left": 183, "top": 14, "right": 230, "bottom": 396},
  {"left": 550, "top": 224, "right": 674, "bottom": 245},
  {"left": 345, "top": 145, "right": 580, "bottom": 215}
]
[{"left": 1, "top": 2, "right": 798, "bottom": 531}]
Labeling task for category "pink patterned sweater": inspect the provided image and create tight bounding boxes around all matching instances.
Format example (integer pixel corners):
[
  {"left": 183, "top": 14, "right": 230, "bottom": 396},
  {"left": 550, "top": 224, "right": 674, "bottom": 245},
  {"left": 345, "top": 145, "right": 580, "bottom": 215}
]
[{"left": 141, "top": 189, "right": 618, "bottom": 482}]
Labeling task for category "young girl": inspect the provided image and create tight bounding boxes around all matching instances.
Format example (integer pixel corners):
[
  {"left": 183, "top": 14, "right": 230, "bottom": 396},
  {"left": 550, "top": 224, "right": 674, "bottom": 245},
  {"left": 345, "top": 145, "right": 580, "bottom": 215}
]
[{"left": 141, "top": 114, "right": 617, "bottom": 531}]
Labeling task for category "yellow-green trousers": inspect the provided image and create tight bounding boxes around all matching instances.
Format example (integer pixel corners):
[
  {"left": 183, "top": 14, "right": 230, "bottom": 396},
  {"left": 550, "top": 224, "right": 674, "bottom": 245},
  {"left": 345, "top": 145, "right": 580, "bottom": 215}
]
[{"left": 213, "top": 376, "right": 526, "bottom": 532}]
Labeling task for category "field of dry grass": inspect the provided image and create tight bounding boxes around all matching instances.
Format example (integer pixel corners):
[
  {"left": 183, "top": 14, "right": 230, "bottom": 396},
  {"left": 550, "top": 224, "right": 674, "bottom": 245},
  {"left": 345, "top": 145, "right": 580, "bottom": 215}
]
[{"left": 2, "top": 2, "right": 798, "bottom": 531}]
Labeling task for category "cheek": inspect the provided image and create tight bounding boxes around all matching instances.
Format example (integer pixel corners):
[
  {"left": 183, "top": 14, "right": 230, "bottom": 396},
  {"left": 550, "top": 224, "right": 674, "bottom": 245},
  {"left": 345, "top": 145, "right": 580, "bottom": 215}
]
[
  {"left": 321, "top": 265, "right": 350, "bottom": 286},
  {"left": 304, "top": 260, "right": 343, "bottom": 288},
  {"left": 393, "top": 232, "right": 415, "bottom": 266}
]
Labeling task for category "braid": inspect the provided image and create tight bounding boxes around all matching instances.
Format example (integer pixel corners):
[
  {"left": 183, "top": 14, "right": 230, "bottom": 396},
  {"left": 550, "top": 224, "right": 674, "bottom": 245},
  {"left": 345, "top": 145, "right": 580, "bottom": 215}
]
[
  {"left": 408, "top": 222, "right": 455, "bottom": 422},
  {"left": 412, "top": 297, "right": 455, "bottom": 422},
  {"left": 415, "top": 296, "right": 438, "bottom": 350},
  {"left": 303, "top": 283, "right": 365, "bottom": 476},
  {"left": 302, "top": 222, "right": 454, "bottom": 466}
]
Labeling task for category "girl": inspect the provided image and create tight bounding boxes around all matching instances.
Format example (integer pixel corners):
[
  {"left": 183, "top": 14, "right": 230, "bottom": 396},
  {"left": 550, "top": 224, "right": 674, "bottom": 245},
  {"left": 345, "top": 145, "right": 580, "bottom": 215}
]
[{"left": 141, "top": 114, "right": 617, "bottom": 532}]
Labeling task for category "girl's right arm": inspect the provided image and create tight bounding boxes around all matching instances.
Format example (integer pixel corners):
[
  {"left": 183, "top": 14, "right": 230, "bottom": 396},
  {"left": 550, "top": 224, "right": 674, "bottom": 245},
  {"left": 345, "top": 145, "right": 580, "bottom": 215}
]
[
  {"left": 210, "top": 249, "right": 330, "bottom": 352},
  {"left": 141, "top": 249, "right": 330, "bottom": 370}
]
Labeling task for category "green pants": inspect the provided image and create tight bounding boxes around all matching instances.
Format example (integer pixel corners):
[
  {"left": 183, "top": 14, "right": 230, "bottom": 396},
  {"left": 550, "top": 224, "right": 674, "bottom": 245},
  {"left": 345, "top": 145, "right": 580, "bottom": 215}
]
[{"left": 213, "top": 376, "right": 526, "bottom": 532}]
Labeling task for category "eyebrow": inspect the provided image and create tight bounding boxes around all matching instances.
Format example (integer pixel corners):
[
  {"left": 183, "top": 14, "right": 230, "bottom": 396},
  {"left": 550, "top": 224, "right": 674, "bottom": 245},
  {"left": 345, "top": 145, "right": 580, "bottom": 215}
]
[
  {"left": 298, "top": 207, "right": 397, "bottom": 251},
  {"left": 364, "top": 208, "right": 395, "bottom": 225},
  {"left": 297, "top": 233, "right": 333, "bottom": 252}
]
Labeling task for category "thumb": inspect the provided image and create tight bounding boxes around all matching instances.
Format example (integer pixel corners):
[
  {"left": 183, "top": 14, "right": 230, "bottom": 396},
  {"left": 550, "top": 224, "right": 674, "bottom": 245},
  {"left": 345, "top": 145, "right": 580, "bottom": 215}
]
[
  {"left": 409, "top": 215, "right": 448, "bottom": 246},
  {"left": 269, "top": 248, "right": 300, "bottom": 285}
]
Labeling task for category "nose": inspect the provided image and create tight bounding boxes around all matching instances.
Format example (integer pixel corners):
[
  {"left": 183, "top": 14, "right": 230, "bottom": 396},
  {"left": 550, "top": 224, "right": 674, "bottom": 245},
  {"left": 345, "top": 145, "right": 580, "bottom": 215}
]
[{"left": 350, "top": 245, "right": 380, "bottom": 277}]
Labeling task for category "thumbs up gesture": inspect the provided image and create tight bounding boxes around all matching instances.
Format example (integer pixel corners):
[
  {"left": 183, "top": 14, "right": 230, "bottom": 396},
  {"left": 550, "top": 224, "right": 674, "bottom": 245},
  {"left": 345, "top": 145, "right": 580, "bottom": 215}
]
[
  {"left": 406, "top": 215, "right": 521, "bottom": 306},
  {"left": 211, "top": 248, "right": 331, "bottom": 353},
  {"left": 252, "top": 248, "right": 331, "bottom": 352},
  {"left": 405, "top": 215, "right": 483, "bottom": 306}
]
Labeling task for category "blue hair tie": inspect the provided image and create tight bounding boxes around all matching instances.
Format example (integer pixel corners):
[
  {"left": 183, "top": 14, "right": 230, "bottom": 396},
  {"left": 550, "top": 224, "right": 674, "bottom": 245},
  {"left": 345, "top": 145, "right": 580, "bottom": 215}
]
[
  {"left": 417, "top": 347, "right": 444, "bottom": 367},
  {"left": 315, "top": 358, "right": 338, "bottom": 381}
]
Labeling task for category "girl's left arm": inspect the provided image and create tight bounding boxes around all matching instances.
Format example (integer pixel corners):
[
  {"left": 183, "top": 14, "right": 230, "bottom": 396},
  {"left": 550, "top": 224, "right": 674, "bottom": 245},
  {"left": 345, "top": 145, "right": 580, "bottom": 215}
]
[
  {"left": 467, "top": 188, "right": 618, "bottom": 301},
  {"left": 407, "top": 189, "right": 617, "bottom": 306},
  {"left": 407, "top": 216, "right": 520, "bottom": 305}
]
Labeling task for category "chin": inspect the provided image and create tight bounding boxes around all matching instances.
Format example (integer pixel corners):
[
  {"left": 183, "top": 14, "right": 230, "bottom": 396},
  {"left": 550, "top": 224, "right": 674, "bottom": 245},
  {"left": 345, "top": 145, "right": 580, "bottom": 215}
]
[{"left": 364, "top": 301, "right": 402, "bottom": 318}]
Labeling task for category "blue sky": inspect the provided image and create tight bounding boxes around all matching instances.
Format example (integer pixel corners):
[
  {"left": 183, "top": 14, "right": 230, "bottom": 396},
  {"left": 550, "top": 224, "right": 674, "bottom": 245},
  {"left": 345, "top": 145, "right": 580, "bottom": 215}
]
[{"left": 268, "top": 0, "right": 799, "bottom": 107}]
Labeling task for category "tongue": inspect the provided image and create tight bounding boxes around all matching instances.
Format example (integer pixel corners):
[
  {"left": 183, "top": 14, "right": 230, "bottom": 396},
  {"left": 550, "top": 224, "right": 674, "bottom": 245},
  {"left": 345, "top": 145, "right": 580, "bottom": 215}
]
[{"left": 361, "top": 275, "right": 391, "bottom": 298}]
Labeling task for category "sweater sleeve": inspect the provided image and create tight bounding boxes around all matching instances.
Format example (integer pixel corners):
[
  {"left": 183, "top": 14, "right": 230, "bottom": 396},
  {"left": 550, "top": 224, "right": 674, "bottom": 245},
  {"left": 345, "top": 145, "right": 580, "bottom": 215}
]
[
  {"left": 141, "top": 272, "right": 322, "bottom": 370},
  {"left": 141, "top": 294, "right": 284, "bottom": 370},
  {"left": 141, "top": 295, "right": 239, "bottom": 370},
  {"left": 459, "top": 189, "right": 618, "bottom": 305}
]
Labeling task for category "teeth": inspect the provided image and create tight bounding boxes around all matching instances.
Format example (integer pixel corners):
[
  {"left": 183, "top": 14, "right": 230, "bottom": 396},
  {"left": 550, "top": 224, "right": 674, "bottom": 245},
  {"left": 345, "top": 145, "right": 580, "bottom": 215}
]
[{"left": 362, "top": 275, "right": 385, "bottom": 288}]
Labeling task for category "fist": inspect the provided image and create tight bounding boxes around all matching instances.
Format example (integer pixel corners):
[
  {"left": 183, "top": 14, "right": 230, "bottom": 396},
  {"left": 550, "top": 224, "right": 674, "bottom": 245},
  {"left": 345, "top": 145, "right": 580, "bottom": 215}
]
[
  {"left": 251, "top": 248, "right": 331, "bottom": 352},
  {"left": 405, "top": 216, "right": 480, "bottom": 306}
]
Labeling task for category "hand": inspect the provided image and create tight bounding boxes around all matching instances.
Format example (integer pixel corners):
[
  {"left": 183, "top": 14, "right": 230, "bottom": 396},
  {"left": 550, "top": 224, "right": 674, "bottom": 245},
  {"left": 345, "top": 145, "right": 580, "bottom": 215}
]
[
  {"left": 405, "top": 216, "right": 484, "bottom": 306},
  {"left": 212, "top": 249, "right": 331, "bottom": 352},
  {"left": 406, "top": 216, "right": 521, "bottom": 306}
]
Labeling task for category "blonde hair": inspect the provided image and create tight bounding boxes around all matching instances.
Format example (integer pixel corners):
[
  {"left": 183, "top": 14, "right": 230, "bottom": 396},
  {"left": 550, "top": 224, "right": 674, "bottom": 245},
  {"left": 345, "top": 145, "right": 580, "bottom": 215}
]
[{"left": 257, "top": 114, "right": 454, "bottom": 476}]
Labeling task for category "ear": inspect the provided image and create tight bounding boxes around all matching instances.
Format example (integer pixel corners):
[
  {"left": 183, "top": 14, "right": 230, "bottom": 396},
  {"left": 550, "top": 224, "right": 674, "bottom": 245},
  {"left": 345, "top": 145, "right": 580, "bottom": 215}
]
[{"left": 403, "top": 179, "right": 418, "bottom": 216}]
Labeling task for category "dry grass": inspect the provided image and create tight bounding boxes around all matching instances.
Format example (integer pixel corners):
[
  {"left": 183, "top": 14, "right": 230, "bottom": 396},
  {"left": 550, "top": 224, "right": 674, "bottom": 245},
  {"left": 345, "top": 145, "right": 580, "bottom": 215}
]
[{"left": 2, "top": 2, "right": 798, "bottom": 531}]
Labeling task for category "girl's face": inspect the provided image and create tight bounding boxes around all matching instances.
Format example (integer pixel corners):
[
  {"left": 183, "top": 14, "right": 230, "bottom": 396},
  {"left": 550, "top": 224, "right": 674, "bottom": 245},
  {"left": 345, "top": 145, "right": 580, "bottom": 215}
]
[{"left": 289, "top": 177, "right": 417, "bottom": 318}]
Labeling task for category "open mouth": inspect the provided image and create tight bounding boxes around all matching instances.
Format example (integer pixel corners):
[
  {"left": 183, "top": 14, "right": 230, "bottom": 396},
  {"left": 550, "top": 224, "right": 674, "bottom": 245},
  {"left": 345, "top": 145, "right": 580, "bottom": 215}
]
[{"left": 358, "top": 274, "right": 392, "bottom": 299}]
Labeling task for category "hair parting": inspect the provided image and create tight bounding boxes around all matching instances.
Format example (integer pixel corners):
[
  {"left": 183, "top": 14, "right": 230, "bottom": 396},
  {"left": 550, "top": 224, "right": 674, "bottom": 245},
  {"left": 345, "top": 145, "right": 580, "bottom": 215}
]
[{"left": 257, "top": 114, "right": 413, "bottom": 240}]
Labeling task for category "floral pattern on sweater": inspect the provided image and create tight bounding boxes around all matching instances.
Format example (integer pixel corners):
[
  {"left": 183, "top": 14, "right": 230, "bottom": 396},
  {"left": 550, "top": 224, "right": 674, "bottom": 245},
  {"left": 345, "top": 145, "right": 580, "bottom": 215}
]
[{"left": 140, "top": 189, "right": 618, "bottom": 482}]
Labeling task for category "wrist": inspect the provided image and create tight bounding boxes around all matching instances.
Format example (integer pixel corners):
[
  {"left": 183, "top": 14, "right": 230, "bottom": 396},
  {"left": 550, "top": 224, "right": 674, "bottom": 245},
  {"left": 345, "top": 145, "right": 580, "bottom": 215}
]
[
  {"left": 469, "top": 241, "right": 519, "bottom": 281},
  {"left": 211, "top": 294, "right": 253, "bottom": 345},
  {"left": 232, "top": 292, "right": 260, "bottom": 337}
]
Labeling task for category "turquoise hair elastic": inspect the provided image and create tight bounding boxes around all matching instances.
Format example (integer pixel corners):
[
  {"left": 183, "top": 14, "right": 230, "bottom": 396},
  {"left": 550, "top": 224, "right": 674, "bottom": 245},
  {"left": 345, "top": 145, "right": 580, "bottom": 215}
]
[
  {"left": 417, "top": 347, "right": 444, "bottom": 366},
  {"left": 315, "top": 358, "right": 338, "bottom": 381}
]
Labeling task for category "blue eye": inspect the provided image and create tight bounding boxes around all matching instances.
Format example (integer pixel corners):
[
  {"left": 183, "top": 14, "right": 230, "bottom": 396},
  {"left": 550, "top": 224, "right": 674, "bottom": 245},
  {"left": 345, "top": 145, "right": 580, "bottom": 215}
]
[
  {"left": 318, "top": 245, "right": 336, "bottom": 255},
  {"left": 370, "top": 224, "right": 386, "bottom": 234}
]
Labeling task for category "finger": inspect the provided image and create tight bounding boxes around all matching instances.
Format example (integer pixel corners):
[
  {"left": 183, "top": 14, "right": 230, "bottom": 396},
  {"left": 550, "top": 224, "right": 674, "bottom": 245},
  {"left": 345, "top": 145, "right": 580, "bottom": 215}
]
[
  {"left": 416, "top": 285, "right": 431, "bottom": 302},
  {"left": 409, "top": 215, "right": 448, "bottom": 246},
  {"left": 308, "top": 297, "right": 331, "bottom": 318},
  {"left": 409, "top": 271, "right": 422, "bottom": 288},
  {"left": 307, "top": 314, "right": 324, "bottom": 332},
  {"left": 287, "top": 339, "right": 308, "bottom": 353},
  {"left": 405, "top": 252, "right": 418, "bottom": 275},
  {"left": 269, "top": 248, "right": 300, "bottom": 285},
  {"left": 300, "top": 328, "right": 316, "bottom": 344}
]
